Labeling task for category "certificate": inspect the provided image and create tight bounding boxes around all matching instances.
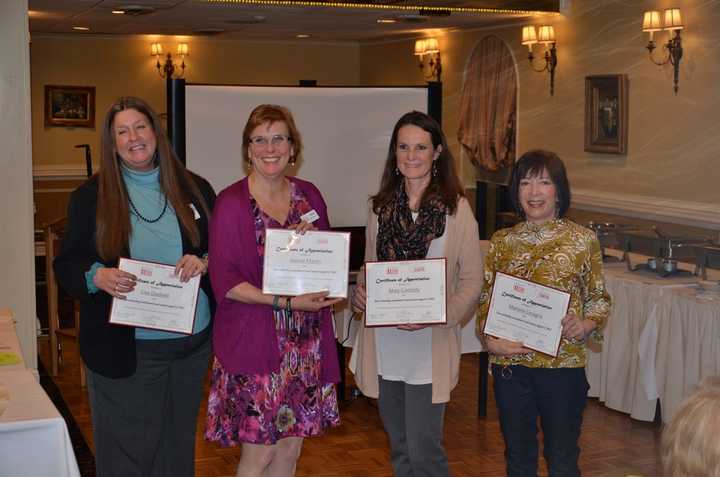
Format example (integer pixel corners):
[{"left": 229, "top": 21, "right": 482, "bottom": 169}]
[
  {"left": 262, "top": 229, "right": 351, "bottom": 298},
  {"left": 483, "top": 272, "right": 570, "bottom": 357},
  {"left": 109, "top": 258, "right": 200, "bottom": 334},
  {"left": 365, "top": 258, "right": 446, "bottom": 327}
]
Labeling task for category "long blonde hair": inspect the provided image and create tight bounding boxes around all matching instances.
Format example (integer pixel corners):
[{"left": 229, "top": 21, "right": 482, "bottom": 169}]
[{"left": 96, "top": 96, "right": 208, "bottom": 260}]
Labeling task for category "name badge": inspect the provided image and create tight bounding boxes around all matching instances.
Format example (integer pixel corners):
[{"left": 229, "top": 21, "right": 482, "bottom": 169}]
[
  {"left": 189, "top": 204, "right": 200, "bottom": 220},
  {"left": 300, "top": 209, "right": 320, "bottom": 224}
]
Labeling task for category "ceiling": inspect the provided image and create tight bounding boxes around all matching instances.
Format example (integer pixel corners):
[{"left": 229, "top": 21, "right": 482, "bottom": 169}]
[{"left": 28, "top": 0, "right": 560, "bottom": 42}]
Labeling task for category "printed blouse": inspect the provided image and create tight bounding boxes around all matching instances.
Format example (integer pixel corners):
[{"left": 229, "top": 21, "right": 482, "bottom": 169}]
[{"left": 477, "top": 218, "right": 611, "bottom": 368}]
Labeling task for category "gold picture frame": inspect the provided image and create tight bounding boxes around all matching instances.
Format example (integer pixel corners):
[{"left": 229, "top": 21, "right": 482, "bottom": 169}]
[
  {"left": 584, "top": 75, "right": 628, "bottom": 154},
  {"left": 44, "top": 85, "right": 96, "bottom": 128}
]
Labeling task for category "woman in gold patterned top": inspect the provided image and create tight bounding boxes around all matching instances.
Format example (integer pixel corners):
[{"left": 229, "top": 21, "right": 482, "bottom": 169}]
[{"left": 476, "top": 150, "right": 610, "bottom": 477}]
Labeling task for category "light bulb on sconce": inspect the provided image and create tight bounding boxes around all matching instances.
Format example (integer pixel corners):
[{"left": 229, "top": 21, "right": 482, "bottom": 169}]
[
  {"left": 642, "top": 7, "right": 684, "bottom": 94},
  {"left": 413, "top": 37, "right": 442, "bottom": 82},
  {"left": 521, "top": 25, "right": 557, "bottom": 96},
  {"left": 150, "top": 42, "right": 189, "bottom": 79}
]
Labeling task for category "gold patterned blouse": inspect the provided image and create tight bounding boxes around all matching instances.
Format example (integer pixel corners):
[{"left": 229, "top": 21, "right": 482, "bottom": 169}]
[{"left": 476, "top": 218, "right": 611, "bottom": 368}]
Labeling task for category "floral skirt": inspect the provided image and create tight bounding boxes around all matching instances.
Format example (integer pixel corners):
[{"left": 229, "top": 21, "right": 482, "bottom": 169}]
[{"left": 205, "top": 311, "right": 340, "bottom": 446}]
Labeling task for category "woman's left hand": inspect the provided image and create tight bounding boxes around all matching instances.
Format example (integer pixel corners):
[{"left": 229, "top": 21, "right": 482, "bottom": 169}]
[
  {"left": 288, "top": 220, "right": 316, "bottom": 235},
  {"left": 174, "top": 254, "right": 208, "bottom": 282},
  {"left": 561, "top": 312, "right": 595, "bottom": 341}
]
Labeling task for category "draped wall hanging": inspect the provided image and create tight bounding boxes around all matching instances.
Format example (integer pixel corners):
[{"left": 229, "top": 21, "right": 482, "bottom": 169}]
[{"left": 457, "top": 35, "right": 517, "bottom": 185}]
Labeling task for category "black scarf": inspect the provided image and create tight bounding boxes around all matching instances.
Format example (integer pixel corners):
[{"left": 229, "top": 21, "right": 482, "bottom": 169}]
[{"left": 376, "top": 184, "right": 447, "bottom": 261}]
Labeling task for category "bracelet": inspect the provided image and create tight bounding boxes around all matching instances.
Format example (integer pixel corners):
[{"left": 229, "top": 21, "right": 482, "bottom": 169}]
[
  {"left": 285, "top": 296, "right": 293, "bottom": 315},
  {"left": 272, "top": 295, "right": 282, "bottom": 312}
]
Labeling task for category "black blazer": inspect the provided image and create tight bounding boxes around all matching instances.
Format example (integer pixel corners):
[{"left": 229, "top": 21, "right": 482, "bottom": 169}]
[{"left": 54, "top": 172, "right": 216, "bottom": 378}]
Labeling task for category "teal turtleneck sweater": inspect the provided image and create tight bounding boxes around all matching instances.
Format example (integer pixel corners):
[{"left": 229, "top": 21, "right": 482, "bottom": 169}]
[{"left": 86, "top": 166, "right": 210, "bottom": 340}]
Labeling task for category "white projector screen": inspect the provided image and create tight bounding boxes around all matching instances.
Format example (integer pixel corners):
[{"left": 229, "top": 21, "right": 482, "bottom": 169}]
[{"left": 185, "top": 85, "right": 427, "bottom": 227}]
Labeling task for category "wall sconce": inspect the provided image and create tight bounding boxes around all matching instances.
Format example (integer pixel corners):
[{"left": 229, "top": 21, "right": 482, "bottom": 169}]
[
  {"left": 414, "top": 38, "right": 442, "bottom": 82},
  {"left": 642, "top": 8, "right": 684, "bottom": 94},
  {"left": 521, "top": 25, "right": 557, "bottom": 96},
  {"left": 150, "top": 42, "right": 189, "bottom": 79}
]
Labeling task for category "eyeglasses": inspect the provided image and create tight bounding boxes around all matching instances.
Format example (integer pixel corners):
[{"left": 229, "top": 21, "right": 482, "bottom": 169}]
[{"left": 249, "top": 134, "right": 291, "bottom": 148}]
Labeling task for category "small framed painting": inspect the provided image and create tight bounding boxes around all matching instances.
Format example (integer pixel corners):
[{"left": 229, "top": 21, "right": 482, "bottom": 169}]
[
  {"left": 584, "top": 75, "right": 628, "bottom": 154},
  {"left": 44, "top": 85, "right": 96, "bottom": 128}
]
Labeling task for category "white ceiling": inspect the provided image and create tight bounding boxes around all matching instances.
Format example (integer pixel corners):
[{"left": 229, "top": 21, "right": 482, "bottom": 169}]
[{"left": 28, "top": 0, "right": 560, "bottom": 42}]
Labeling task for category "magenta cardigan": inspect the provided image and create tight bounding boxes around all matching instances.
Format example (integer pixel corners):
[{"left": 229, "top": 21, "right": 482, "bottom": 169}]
[{"left": 208, "top": 176, "right": 340, "bottom": 383}]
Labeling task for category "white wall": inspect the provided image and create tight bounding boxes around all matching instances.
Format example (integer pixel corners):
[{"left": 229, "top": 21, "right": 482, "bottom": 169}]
[{"left": 0, "top": 0, "right": 37, "bottom": 369}]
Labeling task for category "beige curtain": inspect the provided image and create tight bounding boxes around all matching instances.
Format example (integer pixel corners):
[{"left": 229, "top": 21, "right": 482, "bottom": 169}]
[{"left": 457, "top": 35, "right": 517, "bottom": 174}]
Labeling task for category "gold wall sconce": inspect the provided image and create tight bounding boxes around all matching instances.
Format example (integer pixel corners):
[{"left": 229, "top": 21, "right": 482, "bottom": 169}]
[
  {"left": 521, "top": 25, "right": 557, "bottom": 96},
  {"left": 642, "top": 8, "right": 684, "bottom": 94},
  {"left": 414, "top": 38, "right": 442, "bottom": 82},
  {"left": 150, "top": 42, "right": 189, "bottom": 79}
]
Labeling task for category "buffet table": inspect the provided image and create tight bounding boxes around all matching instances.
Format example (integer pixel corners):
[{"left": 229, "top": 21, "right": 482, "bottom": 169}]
[
  {"left": 0, "top": 310, "right": 80, "bottom": 477},
  {"left": 586, "top": 261, "right": 719, "bottom": 423},
  {"left": 655, "top": 283, "right": 720, "bottom": 421}
]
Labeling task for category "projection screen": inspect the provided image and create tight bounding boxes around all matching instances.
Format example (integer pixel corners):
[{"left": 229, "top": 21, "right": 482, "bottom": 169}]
[{"left": 185, "top": 85, "right": 427, "bottom": 227}]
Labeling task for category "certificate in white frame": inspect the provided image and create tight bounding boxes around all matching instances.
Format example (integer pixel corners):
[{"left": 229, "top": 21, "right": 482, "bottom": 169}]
[{"left": 262, "top": 229, "right": 351, "bottom": 298}]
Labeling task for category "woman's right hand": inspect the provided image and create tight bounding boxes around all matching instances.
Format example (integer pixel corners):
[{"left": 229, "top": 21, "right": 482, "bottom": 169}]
[
  {"left": 290, "top": 291, "right": 343, "bottom": 313},
  {"left": 483, "top": 335, "right": 533, "bottom": 357},
  {"left": 351, "top": 284, "right": 366, "bottom": 313},
  {"left": 93, "top": 267, "right": 137, "bottom": 299}
]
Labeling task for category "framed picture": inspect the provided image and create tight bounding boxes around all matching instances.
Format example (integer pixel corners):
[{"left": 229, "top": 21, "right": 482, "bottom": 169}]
[
  {"left": 584, "top": 75, "right": 628, "bottom": 154},
  {"left": 44, "top": 85, "right": 96, "bottom": 128}
]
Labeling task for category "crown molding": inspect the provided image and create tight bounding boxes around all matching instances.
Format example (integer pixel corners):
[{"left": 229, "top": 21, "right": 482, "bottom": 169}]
[{"left": 572, "top": 188, "right": 720, "bottom": 230}]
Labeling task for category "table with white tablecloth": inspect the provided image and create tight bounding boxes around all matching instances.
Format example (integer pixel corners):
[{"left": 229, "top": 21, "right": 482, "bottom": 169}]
[
  {"left": 0, "top": 309, "right": 80, "bottom": 477},
  {"left": 654, "top": 284, "right": 720, "bottom": 422},
  {"left": 585, "top": 262, "right": 719, "bottom": 423}
]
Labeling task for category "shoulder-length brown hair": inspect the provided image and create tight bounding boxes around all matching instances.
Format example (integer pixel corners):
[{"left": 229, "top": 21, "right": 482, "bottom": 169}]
[
  {"left": 96, "top": 96, "right": 209, "bottom": 261},
  {"left": 241, "top": 104, "right": 303, "bottom": 166},
  {"left": 508, "top": 149, "right": 571, "bottom": 220},
  {"left": 371, "top": 111, "right": 464, "bottom": 215}
]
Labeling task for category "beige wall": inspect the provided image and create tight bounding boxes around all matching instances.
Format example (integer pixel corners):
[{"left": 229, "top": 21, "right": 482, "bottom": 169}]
[
  {"left": 360, "top": 0, "right": 720, "bottom": 227},
  {"left": 30, "top": 35, "right": 360, "bottom": 172},
  {"left": 1, "top": 0, "right": 37, "bottom": 369}
]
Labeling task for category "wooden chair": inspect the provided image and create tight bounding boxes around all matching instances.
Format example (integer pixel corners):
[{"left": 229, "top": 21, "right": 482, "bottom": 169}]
[{"left": 45, "top": 217, "right": 85, "bottom": 387}]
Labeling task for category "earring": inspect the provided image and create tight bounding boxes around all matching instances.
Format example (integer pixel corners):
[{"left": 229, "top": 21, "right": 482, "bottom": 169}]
[
  {"left": 395, "top": 167, "right": 400, "bottom": 176},
  {"left": 290, "top": 157, "right": 296, "bottom": 166},
  {"left": 432, "top": 160, "right": 438, "bottom": 177}
]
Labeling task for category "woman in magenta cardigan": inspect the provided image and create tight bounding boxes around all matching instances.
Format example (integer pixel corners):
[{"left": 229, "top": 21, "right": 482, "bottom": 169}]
[{"left": 205, "top": 104, "right": 343, "bottom": 477}]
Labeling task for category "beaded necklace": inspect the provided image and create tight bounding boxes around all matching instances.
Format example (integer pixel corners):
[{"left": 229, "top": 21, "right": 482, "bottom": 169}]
[{"left": 127, "top": 193, "right": 168, "bottom": 223}]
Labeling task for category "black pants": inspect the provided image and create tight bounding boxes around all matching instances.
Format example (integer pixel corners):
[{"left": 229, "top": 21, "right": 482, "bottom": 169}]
[{"left": 492, "top": 365, "right": 589, "bottom": 477}]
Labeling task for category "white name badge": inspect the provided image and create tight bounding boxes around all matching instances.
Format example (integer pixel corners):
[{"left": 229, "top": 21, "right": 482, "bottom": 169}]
[
  {"left": 365, "top": 258, "right": 447, "bottom": 327},
  {"left": 109, "top": 258, "right": 200, "bottom": 334},
  {"left": 262, "top": 229, "right": 351, "bottom": 298},
  {"left": 483, "top": 272, "right": 570, "bottom": 357}
]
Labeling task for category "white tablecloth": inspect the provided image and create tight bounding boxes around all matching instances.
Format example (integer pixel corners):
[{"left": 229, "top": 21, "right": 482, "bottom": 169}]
[
  {"left": 585, "top": 263, "right": 712, "bottom": 422},
  {"left": 655, "top": 284, "right": 720, "bottom": 422},
  {"left": 0, "top": 369, "right": 80, "bottom": 477}
]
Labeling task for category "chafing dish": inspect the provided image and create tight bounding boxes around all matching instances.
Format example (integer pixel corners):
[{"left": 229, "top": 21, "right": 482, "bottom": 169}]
[
  {"left": 694, "top": 244, "right": 720, "bottom": 280},
  {"left": 586, "top": 222, "right": 640, "bottom": 262},
  {"left": 619, "top": 227, "right": 714, "bottom": 277}
]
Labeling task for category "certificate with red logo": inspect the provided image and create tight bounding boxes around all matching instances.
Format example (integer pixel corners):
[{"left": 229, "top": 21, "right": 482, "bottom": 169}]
[
  {"left": 262, "top": 229, "right": 351, "bottom": 298},
  {"left": 109, "top": 258, "right": 200, "bottom": 334},
  {"left": 484, "top": 272, "right": 570, "bottom": 357},
  {"left": 365, "top": 258, "right": 446, "bottom": 327}
]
